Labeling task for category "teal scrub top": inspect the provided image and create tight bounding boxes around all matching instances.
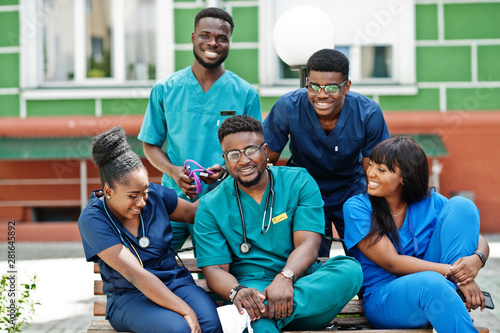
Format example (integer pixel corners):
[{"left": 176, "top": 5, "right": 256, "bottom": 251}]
[
  {"left": 194, "top": 166, "right": 325, "bottom": 279},
  {"left": 138, "top": 67, "right": 262, "bottom": 200}
]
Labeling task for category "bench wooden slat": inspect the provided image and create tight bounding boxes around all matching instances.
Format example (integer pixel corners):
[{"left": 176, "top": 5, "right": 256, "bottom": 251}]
[{"left": 93, "top": 301, "right": 106, "bottom": 317}]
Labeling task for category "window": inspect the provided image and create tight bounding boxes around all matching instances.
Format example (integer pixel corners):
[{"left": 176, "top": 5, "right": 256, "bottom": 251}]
[
  {"left": 260, "top": 0, "right": 416, "bottom": 95},
  {"left": 21, "top": 0, "right": 172, "bottom": 89},
  {"left": 42, "top": 0, "right": 157, "bottom": 84}
]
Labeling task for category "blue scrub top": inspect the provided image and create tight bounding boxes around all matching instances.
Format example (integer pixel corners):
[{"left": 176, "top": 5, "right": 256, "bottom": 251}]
[
  {"left": 78, "top": 182, "right": 193, "bottom": 316},
  {"left": 343, "top": 190, "right": 447, "bottom": 296},
  {"left": 194, "top": 166, "right": 325, "bottom": 280},
  {"left": 138, "top": 67, "right": 262, "bottom": 200},
  {"left": 263, "top": 89, "right": 390, "bottom": 211}
]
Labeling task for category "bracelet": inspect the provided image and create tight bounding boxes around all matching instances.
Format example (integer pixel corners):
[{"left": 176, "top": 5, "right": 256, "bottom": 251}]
[
  {"left": 218, "top": 165, "right": 229, "bottom": 181},
  {"left": 229, "top": 284, "right": 247, "bottom": 302},
  {"left": 473, "top": 251, "right": 486, "bottom": 267}
]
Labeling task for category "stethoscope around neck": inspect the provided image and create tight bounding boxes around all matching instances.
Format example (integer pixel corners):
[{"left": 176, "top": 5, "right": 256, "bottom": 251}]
[
  {"left": 102, "top": 194, "right": 150, "bottom": 266},
  {"left": 235, "top": 168, "right": 275, "bottom": 254}
]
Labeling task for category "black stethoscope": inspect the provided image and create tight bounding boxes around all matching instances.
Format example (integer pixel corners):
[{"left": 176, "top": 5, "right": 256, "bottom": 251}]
[
  {"left": 235, "top": 168, "right": 275, "bottom": 254},
  {"left": 102, "top": 195, "right": 150, "bottom": 266}
]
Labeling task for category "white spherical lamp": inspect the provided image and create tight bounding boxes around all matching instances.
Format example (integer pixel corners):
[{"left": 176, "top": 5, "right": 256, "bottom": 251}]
[{"left": 273, "top": 6, "right": 335, "bottom": 67}]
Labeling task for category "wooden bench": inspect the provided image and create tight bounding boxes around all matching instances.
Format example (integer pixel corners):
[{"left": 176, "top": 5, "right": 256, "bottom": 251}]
[{"left": 88, "top": 258, "right": 489, "bottom": 332}]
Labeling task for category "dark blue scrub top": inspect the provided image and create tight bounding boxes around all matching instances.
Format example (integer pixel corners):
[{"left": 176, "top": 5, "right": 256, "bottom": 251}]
[
  {"left": 78, "top": 182, "right": 193, "bottom": 315},
  {"left": 263, "top": 89, "right": 390, "bottom": 211}
]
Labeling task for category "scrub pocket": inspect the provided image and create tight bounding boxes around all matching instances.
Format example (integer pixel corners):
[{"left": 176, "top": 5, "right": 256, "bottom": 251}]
[{"left": 273, "top": 208, "right": 295, "bottom": 247}]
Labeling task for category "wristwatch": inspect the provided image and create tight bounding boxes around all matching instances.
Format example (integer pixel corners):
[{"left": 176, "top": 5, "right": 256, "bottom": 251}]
[
  {"left": 473, "top": 251, "right": 487, "bottom": 267},
  {"left": 229, "top": 284, "right": 247, "bottom": 302},
  {"left": 280, "top": 268, "right": 295, "bottom": 283}
]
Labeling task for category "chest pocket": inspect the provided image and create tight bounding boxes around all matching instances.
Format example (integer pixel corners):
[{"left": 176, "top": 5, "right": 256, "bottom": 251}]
[{"left": 272, "top": 207, "right": 296, "bottom": 247}]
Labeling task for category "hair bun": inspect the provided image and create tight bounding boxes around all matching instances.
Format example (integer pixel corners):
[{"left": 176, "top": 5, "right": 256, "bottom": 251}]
[{"left": 92, "top": 126, "right": 131, "bottom": 167}]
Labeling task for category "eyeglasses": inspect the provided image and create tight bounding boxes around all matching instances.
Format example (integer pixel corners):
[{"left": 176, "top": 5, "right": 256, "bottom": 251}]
[
  {"left": 223, "top": 143, "right": 265, "bottom": 163},
  {"left": 306, "top": 79, "right": 348, "bottom": 96}
]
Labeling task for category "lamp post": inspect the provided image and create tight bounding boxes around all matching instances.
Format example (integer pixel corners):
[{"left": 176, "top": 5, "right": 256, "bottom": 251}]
[{"left": 273, "top": 6, "right": 335, "bottom": 88}]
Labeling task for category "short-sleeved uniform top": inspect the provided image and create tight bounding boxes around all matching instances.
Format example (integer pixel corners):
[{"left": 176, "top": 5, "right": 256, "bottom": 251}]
[
  {"left": 138, "top": 67, "right": 262, "bottom": 200},
  {"left": 194, "top": 166, "right": 325, "bottom": 279},
  {"left": 78, "top": 182, "right": 193, "bottom": 318},
  {"left": 263, "top": 89, "right": 389, "bottom": 212},
  {"left": 343, "top": 190, "right": 447, "bottom": 298}
]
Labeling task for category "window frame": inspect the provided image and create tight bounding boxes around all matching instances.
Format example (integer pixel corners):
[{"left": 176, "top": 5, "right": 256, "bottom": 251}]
[{"left": 20, "top": 0, "right": 174, "bottom": 91}]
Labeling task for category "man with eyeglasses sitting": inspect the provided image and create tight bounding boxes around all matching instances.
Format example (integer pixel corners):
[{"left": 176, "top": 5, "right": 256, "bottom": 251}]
[
  {"left": 194, "top": 115, "right": 362, "bottom": 333},
  {"left": 263, "top": 49, "right": 390, "bottom": 257}
]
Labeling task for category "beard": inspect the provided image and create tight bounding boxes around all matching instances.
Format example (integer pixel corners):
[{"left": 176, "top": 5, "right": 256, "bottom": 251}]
[
  {"left": 237, "top": 167, "right": 266, "bottom": 189},
  {"left": 193, "top": 49, "right": 227, "bottom": 69}
]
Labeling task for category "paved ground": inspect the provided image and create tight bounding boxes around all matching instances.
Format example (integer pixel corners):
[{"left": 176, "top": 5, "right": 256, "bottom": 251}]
[{"left": 1, "top": 234, "right": 499, "bottom": 333}]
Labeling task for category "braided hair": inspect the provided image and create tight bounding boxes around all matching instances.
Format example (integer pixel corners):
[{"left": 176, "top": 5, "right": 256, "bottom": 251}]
[{"left": 91, "top": 126, "right": 145, "bottom": 189}]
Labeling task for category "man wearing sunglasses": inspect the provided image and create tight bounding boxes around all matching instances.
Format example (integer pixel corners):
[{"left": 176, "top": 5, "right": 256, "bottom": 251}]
[
  {"left": 194, "top": 115, "right": 362, "bottom": 332},
  {"left": 263, "top": 49, "right": 390, "bottom": 257},
  {"left": 138, "top": 7, "right": 262, "bottom": 252}
]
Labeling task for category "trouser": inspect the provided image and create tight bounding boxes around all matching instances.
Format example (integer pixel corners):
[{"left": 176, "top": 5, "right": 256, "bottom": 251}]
[
  {"left": 240, "top": 256, "right": 363, "bottom": 333},
  {"left": 108, "top": 282, "right": 222, "bottom": 333},
  {"left": 363, "top": 196, "right": 480, "bottom": 333}
]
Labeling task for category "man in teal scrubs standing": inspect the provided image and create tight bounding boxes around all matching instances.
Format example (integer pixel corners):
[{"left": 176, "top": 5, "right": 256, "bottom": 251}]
[
  {"left": 194, "top": 115, "right": 362, "bottom": 332},
  {"left": 138, "top": 8, "right": 262, "bottom": 251}
]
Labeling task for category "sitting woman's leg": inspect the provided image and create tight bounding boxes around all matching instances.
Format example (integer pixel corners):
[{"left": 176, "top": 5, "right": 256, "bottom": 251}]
[
  {"left": 109, "top": 293, "right": 191, "bottom": 333},
  {"left": 424, "top": 196, "right": 480, "bottom": 265},
  {"left": 173, "top": 283, "right": 222, "bottom": 333},
  {"left": 108, "top": 284, "right": 222, "bottom": 333},
  {"left": 364, "top": 271, "right": 477, "bottom": 332}
]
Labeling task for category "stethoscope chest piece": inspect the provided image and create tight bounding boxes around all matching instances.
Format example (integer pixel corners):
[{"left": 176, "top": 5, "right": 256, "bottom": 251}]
[
  {"left": 139, "top": 236, "right": 150, "bottom": 248},
  {"left": 240, "top": 242, "right": 251, "bottom": 254},
  {"left": 235, "top": 168, "right": 274, "bottom": 255}
]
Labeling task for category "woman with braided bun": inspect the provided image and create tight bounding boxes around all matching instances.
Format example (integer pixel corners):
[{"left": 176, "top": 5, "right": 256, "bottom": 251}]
[{"left": 78, "top": 126, "right": 222, "bottom": 333}]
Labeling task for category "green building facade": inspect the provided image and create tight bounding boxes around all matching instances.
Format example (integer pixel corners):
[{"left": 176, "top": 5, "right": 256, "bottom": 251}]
[
  {"left": 1, "top": 0, "right": 500, "bottom": 116},
  {"left": 1, "top": 0, "right": 500, "bottom": 233}
]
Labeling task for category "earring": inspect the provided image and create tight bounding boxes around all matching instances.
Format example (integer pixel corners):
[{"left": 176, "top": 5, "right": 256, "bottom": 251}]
[
  {"left": 107, "top": 196, "right": 110, "bottom": 199},
  {"left": 401, "top": 181, "right": 404, "bottom": 185}
]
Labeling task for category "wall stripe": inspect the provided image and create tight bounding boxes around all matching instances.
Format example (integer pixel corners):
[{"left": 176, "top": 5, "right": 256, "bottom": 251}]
[
  {"left": 439, "top": 84, "right": 447, "bottom": 112},
  {"left": 0, "top": 47, "right": 19, "bottom": 53},
  {"left": 0, "top": 5, "right": 19, "bottom": 12},
  {"left": 0, "top": 88, "right": 19, "bottom": 94},
  {"left": 416, "top": 39, "right": 500, "bottom": 46}
]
